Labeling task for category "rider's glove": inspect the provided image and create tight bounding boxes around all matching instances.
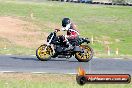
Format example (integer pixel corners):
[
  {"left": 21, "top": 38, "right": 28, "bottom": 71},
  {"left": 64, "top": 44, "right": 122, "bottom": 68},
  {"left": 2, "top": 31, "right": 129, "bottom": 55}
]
[
  {"left": 61, "top": 28, "right": 66, "bottom": 31},
  {"left": 61, "top": 23, "right": 71, "bottom": 31}
]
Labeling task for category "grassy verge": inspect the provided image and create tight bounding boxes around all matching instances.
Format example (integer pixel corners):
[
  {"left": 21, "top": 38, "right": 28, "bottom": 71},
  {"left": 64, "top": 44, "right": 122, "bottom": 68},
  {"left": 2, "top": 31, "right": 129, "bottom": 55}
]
[
  {"left": 0, "top": 1, "right": 131, "bottom": 57},
  {"left": 0, "top": 73, "right": 131, "bottom": 88}
]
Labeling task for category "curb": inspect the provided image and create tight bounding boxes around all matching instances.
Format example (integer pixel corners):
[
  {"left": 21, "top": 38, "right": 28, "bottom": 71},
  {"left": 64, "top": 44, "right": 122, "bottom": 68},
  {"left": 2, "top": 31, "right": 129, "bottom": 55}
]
[{"left": 0, "top": 71, "right": 77, "bottom": 75}]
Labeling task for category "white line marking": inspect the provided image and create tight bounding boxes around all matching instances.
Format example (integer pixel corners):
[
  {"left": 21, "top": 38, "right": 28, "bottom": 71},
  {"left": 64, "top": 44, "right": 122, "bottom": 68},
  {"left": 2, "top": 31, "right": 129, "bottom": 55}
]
[
  {"left": 31, "top": 72, "right": 47, "bottom": 74},
  {"left": 5, "top": 54, "right": 12, "bottom": 56},
  {"left": 113, "top": 58, "right": 123, "bottom": 59},
  {"left": 30, "top": 55, "right": 36, "bottom": 57},
  {"left": 0, "top": 71, "right": 77, "bottom": 74},
  {"left": 0, "top": 71, "right": 16, "bottom": 73}
]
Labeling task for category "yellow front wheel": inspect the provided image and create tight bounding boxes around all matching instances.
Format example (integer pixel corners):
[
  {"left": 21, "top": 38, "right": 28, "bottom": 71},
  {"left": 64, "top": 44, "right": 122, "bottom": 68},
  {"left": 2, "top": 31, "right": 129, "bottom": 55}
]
[
  {"left": 36, "top": 44, "right": 53, "bottom": 61},
  {"left": 75, "top": 45, "right": 93, "bottom": 62}
]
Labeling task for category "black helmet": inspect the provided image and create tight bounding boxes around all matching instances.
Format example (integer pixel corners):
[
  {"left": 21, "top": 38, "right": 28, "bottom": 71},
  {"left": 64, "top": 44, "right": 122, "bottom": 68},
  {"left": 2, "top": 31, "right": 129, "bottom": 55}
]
[{"left": 62, "top": 18, "right": 70, "bottom": 27}]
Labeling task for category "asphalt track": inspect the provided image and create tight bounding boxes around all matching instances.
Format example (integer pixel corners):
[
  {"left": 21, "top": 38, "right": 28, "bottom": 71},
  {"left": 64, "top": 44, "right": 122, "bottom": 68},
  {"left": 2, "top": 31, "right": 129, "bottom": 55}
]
[{"left": 0, "top": 55, "right": 132, "bottom": 74}]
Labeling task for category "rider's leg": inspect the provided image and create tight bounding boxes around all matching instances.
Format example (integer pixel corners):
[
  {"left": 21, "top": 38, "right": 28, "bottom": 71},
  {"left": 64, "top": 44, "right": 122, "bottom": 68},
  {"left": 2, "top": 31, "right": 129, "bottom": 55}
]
[{"left": 64, "top": 35, "right": 73, "bottom": 50}]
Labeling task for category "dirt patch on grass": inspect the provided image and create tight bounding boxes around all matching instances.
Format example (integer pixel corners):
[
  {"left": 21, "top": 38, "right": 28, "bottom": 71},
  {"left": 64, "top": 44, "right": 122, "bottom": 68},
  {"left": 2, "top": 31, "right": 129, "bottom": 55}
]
[{"left": 0, "top": 16, "right": 48, "bottom": 48}]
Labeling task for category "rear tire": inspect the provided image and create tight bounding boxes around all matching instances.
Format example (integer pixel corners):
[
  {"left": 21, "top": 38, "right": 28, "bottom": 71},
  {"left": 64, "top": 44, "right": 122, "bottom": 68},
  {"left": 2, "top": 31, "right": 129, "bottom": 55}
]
[
  {"left": 36, "top": 44, "right": 53, "bottom": 61},
  {"left": 75, "top": 45, "right": 93, "bottom": 62}
]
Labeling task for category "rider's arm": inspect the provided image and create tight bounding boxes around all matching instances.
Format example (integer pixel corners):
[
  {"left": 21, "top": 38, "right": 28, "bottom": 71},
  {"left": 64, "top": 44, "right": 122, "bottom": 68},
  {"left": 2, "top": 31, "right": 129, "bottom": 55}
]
[
  {"left": 71, "top": 23, "right": 77, "bottom": 30},
  {"left": 61, "top": 23, "right": 71, "bottom": 31}
]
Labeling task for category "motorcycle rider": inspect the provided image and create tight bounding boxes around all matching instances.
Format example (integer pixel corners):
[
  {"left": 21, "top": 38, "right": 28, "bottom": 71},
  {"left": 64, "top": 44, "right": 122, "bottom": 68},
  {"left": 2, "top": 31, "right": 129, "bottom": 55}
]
[{"left": 61, "top": 18, "right": 80, "bottom": 50}]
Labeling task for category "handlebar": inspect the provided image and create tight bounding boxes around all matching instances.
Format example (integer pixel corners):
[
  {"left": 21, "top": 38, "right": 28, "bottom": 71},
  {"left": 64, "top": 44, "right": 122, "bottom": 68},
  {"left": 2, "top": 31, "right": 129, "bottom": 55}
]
[{"left": 54, "top": 29, "right": 60, "bottom": 32}]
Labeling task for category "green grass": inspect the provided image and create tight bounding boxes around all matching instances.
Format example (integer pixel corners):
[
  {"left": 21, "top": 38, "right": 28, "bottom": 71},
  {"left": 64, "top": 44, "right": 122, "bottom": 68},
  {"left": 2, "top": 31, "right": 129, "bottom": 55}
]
[
  {"left": 0, "top": 73, "right": 131, "bottom": 88},
  {"left": 0, "top": 80, "right": 131, "bottom": 88},
  {"left": 0, "top": 1, "right": 132, "bottom": 57}
]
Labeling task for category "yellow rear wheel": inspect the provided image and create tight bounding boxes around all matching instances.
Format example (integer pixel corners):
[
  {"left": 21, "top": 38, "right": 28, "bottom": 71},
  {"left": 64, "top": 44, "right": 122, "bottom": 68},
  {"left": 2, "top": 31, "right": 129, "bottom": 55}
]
[{"left": 36, "top": 44, "right": 53, "bottom": 61}]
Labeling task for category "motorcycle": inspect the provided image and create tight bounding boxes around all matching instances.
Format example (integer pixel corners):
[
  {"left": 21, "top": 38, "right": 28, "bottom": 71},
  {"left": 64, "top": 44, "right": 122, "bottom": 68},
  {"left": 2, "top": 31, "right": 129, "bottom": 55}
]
[{"left": 36, "top": 29, "right": 93, "bottom": 62}]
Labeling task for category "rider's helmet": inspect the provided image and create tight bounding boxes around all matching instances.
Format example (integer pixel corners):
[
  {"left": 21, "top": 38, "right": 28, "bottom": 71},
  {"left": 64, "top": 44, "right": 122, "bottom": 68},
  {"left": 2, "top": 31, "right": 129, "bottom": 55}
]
[{"left": 62, "top": 18, "right": 71, "bottom": 27}]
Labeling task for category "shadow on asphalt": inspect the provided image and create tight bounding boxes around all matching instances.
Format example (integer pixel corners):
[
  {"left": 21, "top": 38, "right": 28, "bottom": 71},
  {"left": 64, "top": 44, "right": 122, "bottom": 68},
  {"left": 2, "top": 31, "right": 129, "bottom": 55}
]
[
  {"left": 10, "top": 57, "right": 68, "bottom": 62},
  {"left": 49, "top": 58, "right": 80, "bottom": 62},
  {"left": 10, "top": 57, "right": 39, "bottom": 61},
  {"left": 49, "top": 59, "right": 67, "bottom": 61},
  {"left": 10, "top": 56, "right": 83, "bottom": 62},
  {"left": 68, "top": 61, "right": 87, "bottom": 62}
]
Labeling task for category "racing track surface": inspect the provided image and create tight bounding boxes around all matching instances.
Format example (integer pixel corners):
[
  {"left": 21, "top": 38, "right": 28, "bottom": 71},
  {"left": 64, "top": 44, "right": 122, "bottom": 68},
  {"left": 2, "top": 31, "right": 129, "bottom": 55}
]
[{"left": 0, "top": 55, "right": 132, "bottom": 74}]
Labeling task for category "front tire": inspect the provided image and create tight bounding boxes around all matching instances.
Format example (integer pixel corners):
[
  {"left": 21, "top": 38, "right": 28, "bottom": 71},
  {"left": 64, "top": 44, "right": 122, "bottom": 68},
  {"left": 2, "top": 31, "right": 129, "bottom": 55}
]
[
  {"left": 36, "top": 44, "right": 53, "bottom": 61},
  {"left": 75, "top": 45, "right": 93, "bottom": 62}
]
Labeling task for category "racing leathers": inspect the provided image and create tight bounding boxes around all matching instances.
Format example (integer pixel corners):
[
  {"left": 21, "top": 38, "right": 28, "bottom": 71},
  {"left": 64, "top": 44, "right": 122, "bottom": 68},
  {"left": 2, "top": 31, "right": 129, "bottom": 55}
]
[{"left": 61, "top": 23, "right": 79, "bottom": 50}]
